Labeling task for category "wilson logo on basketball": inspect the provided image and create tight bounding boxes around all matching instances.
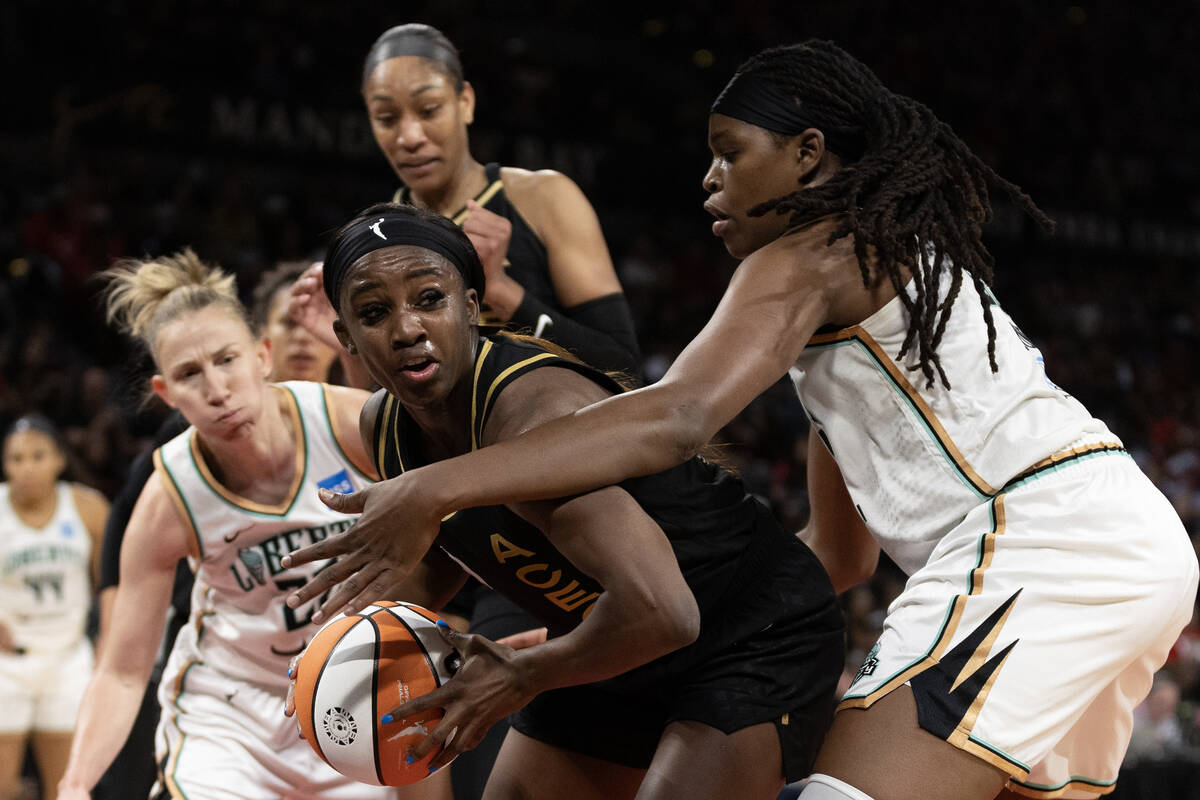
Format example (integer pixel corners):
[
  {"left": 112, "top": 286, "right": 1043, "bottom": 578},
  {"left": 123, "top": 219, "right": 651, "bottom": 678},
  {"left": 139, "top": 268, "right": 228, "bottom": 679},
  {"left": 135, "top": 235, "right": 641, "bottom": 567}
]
[{"left": 323, "top": 707, "right": 358, "bottom": 746}]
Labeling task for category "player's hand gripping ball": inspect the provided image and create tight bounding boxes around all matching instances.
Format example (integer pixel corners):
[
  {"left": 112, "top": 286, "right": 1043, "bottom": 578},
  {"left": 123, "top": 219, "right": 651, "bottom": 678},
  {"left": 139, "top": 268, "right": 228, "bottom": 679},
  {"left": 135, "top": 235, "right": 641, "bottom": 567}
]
[{"left": 293, "top": 601, "right": 460, "bottom": 786}]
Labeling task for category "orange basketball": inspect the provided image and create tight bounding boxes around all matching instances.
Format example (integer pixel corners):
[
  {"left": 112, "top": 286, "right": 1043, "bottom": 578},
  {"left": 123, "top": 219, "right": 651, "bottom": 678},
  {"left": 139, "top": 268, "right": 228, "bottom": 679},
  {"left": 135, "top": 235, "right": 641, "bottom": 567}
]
[{"left": 294, "top": 601, "right": 459, "bottom": 786}]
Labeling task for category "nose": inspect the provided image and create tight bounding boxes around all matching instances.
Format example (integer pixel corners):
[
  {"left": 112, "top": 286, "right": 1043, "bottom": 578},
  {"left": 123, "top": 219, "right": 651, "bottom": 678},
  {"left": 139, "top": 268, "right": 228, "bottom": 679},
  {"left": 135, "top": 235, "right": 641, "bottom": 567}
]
[
  {"left": 201, "top": 367, "right": 232, "bottom": 406},
  {"left": 702, "top": 161, "right": 721, "bottom": 194},
  {"left": 396, "top": 117, "right": 428, "bottom": 151},
  {"left": 391, "top": 310, "right": 427, "bottom": 349}
]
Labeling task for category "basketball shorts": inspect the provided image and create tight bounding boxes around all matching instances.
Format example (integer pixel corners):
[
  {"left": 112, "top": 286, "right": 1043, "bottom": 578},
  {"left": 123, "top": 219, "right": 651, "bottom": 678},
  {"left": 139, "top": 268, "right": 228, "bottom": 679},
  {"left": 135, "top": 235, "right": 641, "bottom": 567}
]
[
  {"left": 840, "top": 452, "right": 1199, "bottom": 799},
  {"left": 152, "top": 658, "right": 396, "bottom": 800},
  {"left": 0, "top": 637, "right": 92, "bottom": 734},
  {"left": 512, "top": 542, "right": 845, "bottom": 783}
]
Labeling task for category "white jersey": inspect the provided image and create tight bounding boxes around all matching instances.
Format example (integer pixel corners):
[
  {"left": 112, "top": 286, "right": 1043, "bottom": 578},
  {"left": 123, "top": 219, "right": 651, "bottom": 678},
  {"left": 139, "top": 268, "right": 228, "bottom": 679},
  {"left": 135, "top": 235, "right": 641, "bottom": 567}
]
[
  {"left": 0, "top": 482, "right": 92, "bottom": 652},
  {"left": 791, "top": 269, "right": 1120, "bottom": 575},
  {"left": 155, "top": 382, "right": 372, "bottom": 691}
]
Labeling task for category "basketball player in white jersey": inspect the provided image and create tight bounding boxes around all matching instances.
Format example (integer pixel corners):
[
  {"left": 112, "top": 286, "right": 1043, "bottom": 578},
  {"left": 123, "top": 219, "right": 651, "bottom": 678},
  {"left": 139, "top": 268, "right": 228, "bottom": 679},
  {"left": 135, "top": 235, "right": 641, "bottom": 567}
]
[
  {"left": 56, "top": 250, "right": 429, "bottom": 800},
  {"left": 287, "top": 41, "right": 1199, "bottom": 800},
  {"left": 1, "top": 415, "right": 108, "bottom": 800}
]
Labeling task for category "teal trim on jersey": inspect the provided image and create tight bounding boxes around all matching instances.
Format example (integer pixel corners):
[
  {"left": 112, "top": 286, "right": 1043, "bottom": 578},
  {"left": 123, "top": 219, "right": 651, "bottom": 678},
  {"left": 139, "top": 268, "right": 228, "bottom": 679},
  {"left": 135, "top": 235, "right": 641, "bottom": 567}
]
[
  {"left": 841, "top": 596, "right": 958, "bottom": 701},
  {"left": 158, "top": 452, "right": 205, "bottom": 560},
  {"left": 188, "top": 386, "right": 311, "bottom": 518},
  {"left": 966, "top": 731, "right": 1029, "bottom": 774},
  {"left": 1001, "top": 448, "right": 1131, "bottom": 494},
  {"left": 1010, "top": 772, "right": 1116, "bottom": 792},
  {"left": 317, "top": 384, "right": 373, "bottom": 482},
  {"left": 804, "top": 338, "right": 991, "bottom": 500}
]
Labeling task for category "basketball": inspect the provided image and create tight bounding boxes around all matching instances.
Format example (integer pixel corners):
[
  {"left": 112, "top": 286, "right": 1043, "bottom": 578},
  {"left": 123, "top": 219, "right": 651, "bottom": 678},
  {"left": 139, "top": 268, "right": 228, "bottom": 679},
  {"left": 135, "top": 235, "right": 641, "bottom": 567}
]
[{"left": 293, "top": 600, "right": 460, "bottom": 786}]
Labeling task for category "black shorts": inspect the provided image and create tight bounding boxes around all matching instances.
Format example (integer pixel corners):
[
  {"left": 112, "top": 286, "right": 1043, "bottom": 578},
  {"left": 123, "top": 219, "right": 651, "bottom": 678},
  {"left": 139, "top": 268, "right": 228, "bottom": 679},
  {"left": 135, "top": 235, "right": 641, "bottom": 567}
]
[{"left": 511, "top": 545, "right": 844, "bottom": 783}]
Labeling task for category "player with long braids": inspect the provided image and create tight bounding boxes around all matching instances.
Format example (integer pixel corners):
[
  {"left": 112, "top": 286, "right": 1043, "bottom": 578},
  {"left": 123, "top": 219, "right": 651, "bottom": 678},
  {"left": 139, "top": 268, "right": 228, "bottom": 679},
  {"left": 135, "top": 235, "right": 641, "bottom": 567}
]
[{"left": 286, "top": 41, "right": 1198, "bottom": 800}]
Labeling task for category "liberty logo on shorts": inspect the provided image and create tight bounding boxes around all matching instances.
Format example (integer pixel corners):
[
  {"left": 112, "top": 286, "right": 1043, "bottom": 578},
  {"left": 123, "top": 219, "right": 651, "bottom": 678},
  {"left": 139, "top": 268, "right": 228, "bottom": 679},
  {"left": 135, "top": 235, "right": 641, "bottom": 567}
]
[
  {"left": 852, "top": 642, "right": 880, "bottom": 687},
  {"left": 323, "top": 707, "right": 358, "bottom": 746},
  {"left": 317, "top": 470, "right": 355, "bottom": 495}
]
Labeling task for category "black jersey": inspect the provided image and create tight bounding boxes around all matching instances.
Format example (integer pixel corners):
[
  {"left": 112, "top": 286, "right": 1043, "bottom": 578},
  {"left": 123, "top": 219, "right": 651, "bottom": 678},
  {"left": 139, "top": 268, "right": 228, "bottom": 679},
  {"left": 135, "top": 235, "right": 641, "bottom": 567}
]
[
  {"left": 394, "top": 163, "right": 553, "bottom": 325},
  {"left": 370, "top": 336, "right": 837, "bottom": 667}
]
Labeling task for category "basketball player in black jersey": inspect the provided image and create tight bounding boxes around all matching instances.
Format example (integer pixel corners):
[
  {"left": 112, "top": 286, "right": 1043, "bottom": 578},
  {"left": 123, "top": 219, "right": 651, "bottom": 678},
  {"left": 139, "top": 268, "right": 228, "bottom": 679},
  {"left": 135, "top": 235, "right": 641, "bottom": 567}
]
[
  {"left": 283, "top": 203, "right": 843, "bottom": 800},
  {"left": 285, "top": 26, "right": 647, "bottom": 796}
]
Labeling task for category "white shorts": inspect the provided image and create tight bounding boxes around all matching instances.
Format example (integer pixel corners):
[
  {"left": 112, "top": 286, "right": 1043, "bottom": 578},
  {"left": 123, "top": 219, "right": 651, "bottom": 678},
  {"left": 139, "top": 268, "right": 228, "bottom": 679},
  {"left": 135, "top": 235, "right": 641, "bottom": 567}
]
[
  {"left": 0, "top": 638, "right": 93, "bottom": 734},
  {"left": 841, "top": 452, "right": 1198, "bottom": 799},
  {"left": 153, "top": 658, "right": 397, "bottom": 800}
]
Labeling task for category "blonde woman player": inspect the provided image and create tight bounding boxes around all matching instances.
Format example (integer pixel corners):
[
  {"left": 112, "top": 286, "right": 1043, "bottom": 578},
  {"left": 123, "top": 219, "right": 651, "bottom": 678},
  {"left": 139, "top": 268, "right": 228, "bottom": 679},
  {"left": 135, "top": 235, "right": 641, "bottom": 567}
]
[
  {"left": 1, "top": 415, "right": 108, "bottom": 800},
  {"left": 57, "top": 250, "right": 439, "bottom": 800}
]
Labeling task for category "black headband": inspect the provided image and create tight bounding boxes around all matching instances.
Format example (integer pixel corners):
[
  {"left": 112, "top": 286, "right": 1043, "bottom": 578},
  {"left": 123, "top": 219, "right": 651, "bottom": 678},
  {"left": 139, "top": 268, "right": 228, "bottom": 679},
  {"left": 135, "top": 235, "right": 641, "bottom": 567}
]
[
  {"left": 711, "top": 73, "right": 866, "bottom": 160},
  {"left": 363, "top": 27, "right": 461, "bottom": 85},
  {"left": 323, "top": 212, "right": 485, "bottom": 310}
]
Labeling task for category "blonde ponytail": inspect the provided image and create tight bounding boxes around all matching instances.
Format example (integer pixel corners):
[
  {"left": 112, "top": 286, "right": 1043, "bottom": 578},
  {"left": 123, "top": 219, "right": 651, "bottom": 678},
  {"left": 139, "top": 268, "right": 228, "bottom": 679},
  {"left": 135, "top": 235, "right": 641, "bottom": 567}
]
[{"left": 103, "top": 248, "right": 249, "bottom": 360}]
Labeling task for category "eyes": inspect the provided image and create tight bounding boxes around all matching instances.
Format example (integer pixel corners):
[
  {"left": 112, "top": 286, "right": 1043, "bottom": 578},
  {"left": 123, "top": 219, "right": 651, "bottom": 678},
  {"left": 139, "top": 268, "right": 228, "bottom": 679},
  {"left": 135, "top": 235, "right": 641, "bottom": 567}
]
[
  {"left": 354, "top": 288, "right": 448, "bottom": 326},
  {"left": 370, "top": 104, "right": 445, "bottom": 128}
]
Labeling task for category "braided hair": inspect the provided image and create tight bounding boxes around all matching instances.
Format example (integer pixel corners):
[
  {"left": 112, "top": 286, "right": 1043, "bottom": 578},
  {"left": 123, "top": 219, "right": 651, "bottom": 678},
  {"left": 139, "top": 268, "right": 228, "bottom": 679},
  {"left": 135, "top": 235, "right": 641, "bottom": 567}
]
[{"left": 738, "top": 41, "right": 1053, "bottom": 388}]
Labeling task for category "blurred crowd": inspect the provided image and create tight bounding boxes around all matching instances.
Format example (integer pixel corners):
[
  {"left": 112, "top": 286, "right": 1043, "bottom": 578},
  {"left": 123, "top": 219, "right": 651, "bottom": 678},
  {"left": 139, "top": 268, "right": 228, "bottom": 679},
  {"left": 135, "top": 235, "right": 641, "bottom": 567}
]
[{"left": 4, "top": 0, "right": 1200, "bottom": 791}]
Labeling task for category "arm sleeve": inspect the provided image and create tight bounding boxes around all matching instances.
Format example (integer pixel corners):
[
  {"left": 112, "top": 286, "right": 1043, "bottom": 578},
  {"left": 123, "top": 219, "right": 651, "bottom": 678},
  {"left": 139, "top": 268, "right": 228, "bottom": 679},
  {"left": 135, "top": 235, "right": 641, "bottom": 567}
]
[{"left": 509, "top": 291, "right": 643, "bottom": 383}]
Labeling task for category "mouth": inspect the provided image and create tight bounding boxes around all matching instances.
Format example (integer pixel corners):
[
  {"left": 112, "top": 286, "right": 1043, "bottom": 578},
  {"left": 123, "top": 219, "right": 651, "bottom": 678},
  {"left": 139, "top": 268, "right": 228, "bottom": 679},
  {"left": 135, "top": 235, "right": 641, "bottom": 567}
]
[
  {"left": 397, "top": 157, "right": 438, "bottom": 176},
  {"left": 216, "top": 408, "right": 243, "bottom": 425},
  {"left": 395, "top": 356, "right": 439, "bottom": 383},
  {"left": 704, "top": 202, "right": 732, "bottom": 237}
]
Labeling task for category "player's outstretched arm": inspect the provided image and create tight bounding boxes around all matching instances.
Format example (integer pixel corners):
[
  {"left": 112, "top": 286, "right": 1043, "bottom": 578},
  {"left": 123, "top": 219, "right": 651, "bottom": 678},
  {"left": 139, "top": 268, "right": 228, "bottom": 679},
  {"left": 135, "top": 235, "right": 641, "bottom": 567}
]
[
  {"left": 58, "top": 474, "right": 188, "bottom": 799},
  {"left": 282, "top": 220, "right": 864, "bottom": 617}
]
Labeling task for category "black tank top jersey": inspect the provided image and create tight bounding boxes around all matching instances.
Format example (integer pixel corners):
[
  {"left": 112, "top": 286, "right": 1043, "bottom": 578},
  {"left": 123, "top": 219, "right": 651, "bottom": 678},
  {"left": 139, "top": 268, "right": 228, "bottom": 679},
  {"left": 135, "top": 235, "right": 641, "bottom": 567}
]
[
  {"left": 370, "top": 336, "right": 819, "bottom": 655},
  {"left": 394, "top": 163, "right": 554, "bottom": 325}
]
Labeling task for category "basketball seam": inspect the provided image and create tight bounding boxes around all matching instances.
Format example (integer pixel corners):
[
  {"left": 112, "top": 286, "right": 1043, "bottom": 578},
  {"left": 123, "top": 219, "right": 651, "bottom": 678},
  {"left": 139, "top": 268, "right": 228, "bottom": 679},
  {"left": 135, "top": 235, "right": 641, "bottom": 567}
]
[
  {"left": 308, "top": 617, "right": 360, "bottom": 768},
  {"left": 381, "top": 605, "right": 444, "bottom": 687},
  {"left": 364, "top": 614, "right": 386, "bottom": 786}
]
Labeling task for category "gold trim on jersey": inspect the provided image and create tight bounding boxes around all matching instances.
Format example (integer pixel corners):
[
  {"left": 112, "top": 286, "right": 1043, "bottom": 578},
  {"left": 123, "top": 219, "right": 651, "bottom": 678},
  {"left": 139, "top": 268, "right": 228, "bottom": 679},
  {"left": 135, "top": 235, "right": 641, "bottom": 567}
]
[
  {"left": 320, "top": 383, "right": 374, "bottom": 480},
  {"left": 808, "top": 326, "right": 998, "bottom": 497},
  {"left": 469, "top": 339, "right": 494, "bottom": 449},
  {"left": 377, "top": 393, "right": 399, "bottom": 479},
  {"left": 154, "top": 449, "right": 203, "bottom": 561},
  {"left": 451, "top": 179, "right": 504, "bottom": 226},
  {"left": 1006, "top": 777, "right": 1117, "bottom": 799},
  {"left": 187, "top": 386, "right": 306, "bottom": 516}
]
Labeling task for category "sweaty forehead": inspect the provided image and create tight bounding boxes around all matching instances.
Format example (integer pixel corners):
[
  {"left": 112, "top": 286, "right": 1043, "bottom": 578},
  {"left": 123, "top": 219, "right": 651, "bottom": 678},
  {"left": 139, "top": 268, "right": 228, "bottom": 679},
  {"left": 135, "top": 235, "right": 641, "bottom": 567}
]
[{"left": 346, "top": 246, "right": 461, "bottom": 289}]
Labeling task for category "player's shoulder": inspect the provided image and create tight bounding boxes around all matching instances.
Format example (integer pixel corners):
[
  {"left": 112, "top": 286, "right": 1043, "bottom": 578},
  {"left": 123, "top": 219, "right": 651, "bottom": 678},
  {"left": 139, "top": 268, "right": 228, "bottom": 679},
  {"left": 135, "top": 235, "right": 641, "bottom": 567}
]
[{"left": 500, "top": 167, "right": 581, "bottom": 206}]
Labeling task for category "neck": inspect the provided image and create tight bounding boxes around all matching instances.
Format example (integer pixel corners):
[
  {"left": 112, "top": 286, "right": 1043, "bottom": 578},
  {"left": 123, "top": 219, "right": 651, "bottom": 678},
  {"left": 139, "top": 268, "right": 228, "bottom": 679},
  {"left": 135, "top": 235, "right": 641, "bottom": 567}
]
[
  {"left": 198, "top": 386, "right": 295, "bottom": 494},
  {"left": 8, "top": 486, "right": 56, "bottom": 513},
  {"left": 410, "top": 158, "right": 487, "bottom": 217}
]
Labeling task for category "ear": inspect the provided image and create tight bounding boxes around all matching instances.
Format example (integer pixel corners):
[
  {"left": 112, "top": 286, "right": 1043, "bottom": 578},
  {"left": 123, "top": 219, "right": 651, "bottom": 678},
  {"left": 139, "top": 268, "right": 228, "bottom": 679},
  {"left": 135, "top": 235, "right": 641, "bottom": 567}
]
[
  {"left": 332, "top": 318, "right": 357, "bottom": 355},
  {"left": 794, "top": 128, "right": 828, "bottom": 184},
  {"left": 151, "top": 374, "right": 175, "bottom": 409},
  {"left": 464, "top": 288, "right": 480, "bottom": 326},
  {"left": 459, "top": 81, "right": 476, "bottom": 126},
  {"left": 255, "top": 338, "right": 272, "bottom": 380}
]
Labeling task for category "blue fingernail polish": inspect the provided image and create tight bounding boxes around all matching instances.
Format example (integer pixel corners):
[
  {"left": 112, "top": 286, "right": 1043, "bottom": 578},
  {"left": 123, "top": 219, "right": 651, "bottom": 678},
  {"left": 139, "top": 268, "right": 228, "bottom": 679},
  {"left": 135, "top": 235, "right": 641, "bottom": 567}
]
[
  {"left": 405, "top": 755, "right": 415, "bottom": 764},
  {"left": 299, "top": 731, "right": 304, "bottom": 739},
  {"left": 381, "top": 714, "right": 393, "bottom": 724},
  {"left": 287, "top": 667, "right": 293, "bottom": 678},
  {"left": 428, "top": 766, "right": 437, "bottom": 774},
  {"left": 435, "top": 619, "right": 449, "bottom": 628}
]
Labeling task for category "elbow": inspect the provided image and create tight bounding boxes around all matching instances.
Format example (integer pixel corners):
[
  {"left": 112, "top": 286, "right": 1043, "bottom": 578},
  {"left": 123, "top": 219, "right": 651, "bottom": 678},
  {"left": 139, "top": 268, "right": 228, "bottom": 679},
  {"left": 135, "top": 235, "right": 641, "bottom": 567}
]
[
  {"left": 829, "top": 549, "right": 880, "bottom": 595},
  {"left": 649, "top": 589, "right": 701, "bottom": 654}
]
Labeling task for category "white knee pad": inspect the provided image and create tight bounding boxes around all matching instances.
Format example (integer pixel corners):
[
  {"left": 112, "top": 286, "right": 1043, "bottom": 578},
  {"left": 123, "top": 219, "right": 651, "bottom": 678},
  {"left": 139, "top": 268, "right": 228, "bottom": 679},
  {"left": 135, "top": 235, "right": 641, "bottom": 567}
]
[{"left": 797, "top": 773, "right": 878, "bottom": 800}]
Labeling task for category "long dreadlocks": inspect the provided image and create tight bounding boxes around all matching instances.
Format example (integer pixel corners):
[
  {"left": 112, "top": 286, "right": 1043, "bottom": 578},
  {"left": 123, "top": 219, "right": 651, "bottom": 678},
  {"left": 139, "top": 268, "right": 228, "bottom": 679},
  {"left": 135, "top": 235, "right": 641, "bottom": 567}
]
[{"left": 735, "top": 41, "right": 1054, "bottom": 388}]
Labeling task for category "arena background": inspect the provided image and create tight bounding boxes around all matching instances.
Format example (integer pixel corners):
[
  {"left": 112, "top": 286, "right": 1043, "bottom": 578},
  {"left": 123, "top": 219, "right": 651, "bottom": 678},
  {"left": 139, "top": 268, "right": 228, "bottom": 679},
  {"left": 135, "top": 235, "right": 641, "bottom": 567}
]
[{"left": 3, "top": 2, "right": 1199, "bottom": 796}]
